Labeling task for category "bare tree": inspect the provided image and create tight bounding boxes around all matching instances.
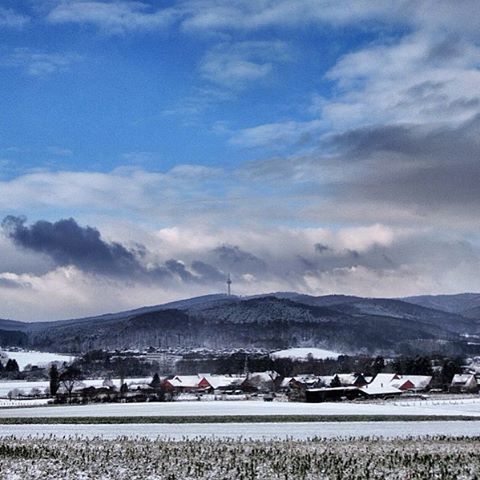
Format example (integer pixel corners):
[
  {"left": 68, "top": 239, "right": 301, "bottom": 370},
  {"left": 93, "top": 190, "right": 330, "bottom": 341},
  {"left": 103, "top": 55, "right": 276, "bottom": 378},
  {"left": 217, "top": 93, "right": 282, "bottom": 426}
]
[{"left": 59, "top": 366, "right": 83, "bottom": 403}]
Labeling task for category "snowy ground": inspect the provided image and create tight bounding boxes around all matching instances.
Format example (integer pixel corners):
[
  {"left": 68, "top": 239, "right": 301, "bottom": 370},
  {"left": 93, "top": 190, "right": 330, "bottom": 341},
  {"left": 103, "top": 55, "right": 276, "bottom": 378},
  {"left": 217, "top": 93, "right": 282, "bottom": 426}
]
[
  {"left": 0, "top": 377, "right": 150, "bottom": 398},
  {"left": 1, "top": 350, "right": 73, "bottom": 370},
  {"left": 270, "top": 347, "right": 342, "bottom": 360},
  {"left": 0, "top": 420, "right": 479, "bottom": 439},
  {"left": 2, "top": 398, "right": 480, "bottom": 418}
]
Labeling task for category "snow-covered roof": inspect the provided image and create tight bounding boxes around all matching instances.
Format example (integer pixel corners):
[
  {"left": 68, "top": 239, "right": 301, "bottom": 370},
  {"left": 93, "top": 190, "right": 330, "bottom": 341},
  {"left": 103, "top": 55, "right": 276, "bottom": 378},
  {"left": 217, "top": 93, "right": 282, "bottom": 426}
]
[
  {"left": 167, "top": 375, "right": 200, "bottom": 388},
  {"left": 391, "top": 375, "right": 432, "bottom": 390},
  {"left": 360, "top": 384, "right": 402, "bottom": 396},
  {"left": 248, "top": 371, "right": 277, "bottom": 382},
  {"left": 368, "top": 373, "right": 399, "bottom": 388},
  {"left": 307, "top": 386, "right": 358, "bottom": 393},
  {"left": 200, "top": 375, "right": 244, "bottom": 389},
  {"left": 451, "top": 374, "right": 476, "bottom": 385},
  {"left": 370, "top": 373, "right": 431, "bottom": 391},
  {"left": 317, "top": 375, "right": 334, "bottom": 385},
  {"left": 280, "top": 377, "right": 294, "bottom": 387},
  {"left": 335, "top": 373, "right": 364, "bottom": 385}
]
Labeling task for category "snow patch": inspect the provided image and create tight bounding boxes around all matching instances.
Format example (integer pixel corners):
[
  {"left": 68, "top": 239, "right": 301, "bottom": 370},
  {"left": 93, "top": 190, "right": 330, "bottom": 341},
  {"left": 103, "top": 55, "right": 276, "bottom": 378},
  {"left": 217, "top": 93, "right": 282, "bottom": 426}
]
[
  {"left": 2, "top": 350, "right": 74, "bottom": 370},
  {"left": 271, "top": 347, "right": 342, "bottom": 360}
]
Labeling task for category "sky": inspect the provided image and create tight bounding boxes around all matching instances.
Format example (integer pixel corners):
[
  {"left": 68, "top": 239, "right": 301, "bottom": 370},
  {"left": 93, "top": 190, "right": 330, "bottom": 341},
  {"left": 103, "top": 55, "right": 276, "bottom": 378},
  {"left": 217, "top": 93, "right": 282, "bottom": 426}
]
[{"left": 1, "top": 1, "right": 480, "bottom": 320}]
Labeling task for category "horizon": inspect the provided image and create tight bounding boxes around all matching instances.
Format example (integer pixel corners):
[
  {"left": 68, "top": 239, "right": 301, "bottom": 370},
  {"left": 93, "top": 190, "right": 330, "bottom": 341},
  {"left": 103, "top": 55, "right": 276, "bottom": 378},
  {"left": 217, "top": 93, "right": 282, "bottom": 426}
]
[
  {"left": 3, "top": 289, "right": 480, "bottom": 323},
  {"left": 1, "top": 1, "right": 480, "bottom": 320}
]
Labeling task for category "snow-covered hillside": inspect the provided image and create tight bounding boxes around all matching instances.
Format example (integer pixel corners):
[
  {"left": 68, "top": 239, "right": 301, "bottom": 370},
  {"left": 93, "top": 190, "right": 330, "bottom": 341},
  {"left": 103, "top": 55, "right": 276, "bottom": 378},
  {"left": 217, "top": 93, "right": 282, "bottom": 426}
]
[{"left": 270, "top": 347, "right": 342, "bottom": 360}]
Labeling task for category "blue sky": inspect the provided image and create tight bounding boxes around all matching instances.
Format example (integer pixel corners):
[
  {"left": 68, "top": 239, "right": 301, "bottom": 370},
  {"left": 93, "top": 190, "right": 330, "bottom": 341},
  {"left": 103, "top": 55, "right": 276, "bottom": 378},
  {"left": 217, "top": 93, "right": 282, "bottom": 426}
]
[
  {"left": 1, "top": 1, "right": 480, "bottom": 319},
  {"left": 0, "top": 2, "right": 387, "bottom": 176}
]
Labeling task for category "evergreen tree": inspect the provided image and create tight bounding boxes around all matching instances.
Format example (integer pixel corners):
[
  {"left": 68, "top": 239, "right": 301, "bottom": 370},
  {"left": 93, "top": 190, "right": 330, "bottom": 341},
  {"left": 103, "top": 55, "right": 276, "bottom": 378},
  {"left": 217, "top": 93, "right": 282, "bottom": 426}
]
[
  {"left": 5, "top": 359, "right": 19, "bottom": 373},
  {"left": 150, "top": 373, "right": 162, "bottom": 389},
  {"left": 441, "top": 358, "right": 463, "bottom": 388},
  {"left": 371, "top": 356, "right": 385, "bottom": 376},
  {"left": 49, "top": 364, "right": 60, "bottom": 396},
  {"left": 330, "top": 375, "right": 342, "bottom": 388}
]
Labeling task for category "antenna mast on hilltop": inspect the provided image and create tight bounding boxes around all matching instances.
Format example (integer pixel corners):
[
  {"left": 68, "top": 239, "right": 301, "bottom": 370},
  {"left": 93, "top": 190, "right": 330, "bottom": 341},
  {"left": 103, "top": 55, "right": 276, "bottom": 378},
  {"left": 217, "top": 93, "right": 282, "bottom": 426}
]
[{"left": 226, "top": 273, "right": 232, "bottom": 296}]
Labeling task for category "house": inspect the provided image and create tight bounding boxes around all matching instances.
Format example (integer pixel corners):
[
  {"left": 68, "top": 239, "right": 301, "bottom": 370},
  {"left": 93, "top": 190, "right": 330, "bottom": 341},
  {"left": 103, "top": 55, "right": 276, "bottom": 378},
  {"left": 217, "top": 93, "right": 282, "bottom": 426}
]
[
  {"left": 368, "top": 373, "right": 432, "bottom": 393},
  {"left": 332, "top": 373, "right": 368, "bottom": 388},
  {"left": 358, "top": 373, "right": 404, "bottom": 398},
  {"left": 197, "top": 375, "right": 245, "bottom": 393},
  {"left": 359, "top": 383, "right": 403, "bottom": 398},
  {"left": 163, "top": 375, "right": 200, "bottom": 392},
  {"left": 368, "top": 373, "right": 400, "bottom": 388},
  {"left": 450, "top": 374, "right": 478, "bottom": 393},
  {"left": 242, "top": 371, "right": 279, "bottom": 393},
  {"left": 280, "top": 377, "right": 306, "bottom": 390},
  {"left": 316, "top": 375, "right": 334, "bottom": 387},
  {"left": 390, "top": 375, "right": 432, "bottom": 392}
]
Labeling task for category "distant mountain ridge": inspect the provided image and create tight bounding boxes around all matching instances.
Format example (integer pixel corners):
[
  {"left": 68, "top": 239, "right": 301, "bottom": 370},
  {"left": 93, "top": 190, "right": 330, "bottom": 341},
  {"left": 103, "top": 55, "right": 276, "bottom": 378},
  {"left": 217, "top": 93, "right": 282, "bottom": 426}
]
[
  {"left": 403, "top": 293, "right": 480, "bottom": 315},
  {"left": 1, "top": 292, "right": 480, "bottom": 355}
]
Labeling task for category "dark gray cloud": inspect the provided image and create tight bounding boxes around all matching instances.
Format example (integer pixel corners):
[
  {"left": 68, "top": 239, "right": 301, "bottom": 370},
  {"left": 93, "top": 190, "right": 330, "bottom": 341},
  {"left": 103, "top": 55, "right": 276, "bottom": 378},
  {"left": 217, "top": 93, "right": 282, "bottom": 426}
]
[
  {"left": 331, "top": 116, "right": 478, "bottom": 161},
  {"left": 191, "top": 260, "right": 226, "bottom": 282},
  {"left": 214, "top": 244, "right": 267, "bottom": 274},
  {"left": 165, "top": 259, "right": 195, "bottom": 282},
  {"left": 2, "top": 216, "right": 144, "bottom": 276},
  {"left": 0, "top": 216, "right": 230, "bottom": 287},
  {"left": 331, "top": 114, "right": 480, "bottom": 209}
]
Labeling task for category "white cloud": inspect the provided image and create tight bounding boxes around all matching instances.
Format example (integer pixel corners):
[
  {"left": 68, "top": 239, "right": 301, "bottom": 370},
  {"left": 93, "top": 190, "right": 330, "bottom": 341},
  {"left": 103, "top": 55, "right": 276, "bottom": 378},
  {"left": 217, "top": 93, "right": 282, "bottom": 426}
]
[
  {"left": 1, "top": 48, "right": 83, "bottom": 76},
  {"left": 0, "top": 166, "right": 226, "bottom": 227},
  {"left": 47, "top": 1, "right": 177, "bottom": 34},
  {"left": 230, "top": 119, "right": 324, "bottom": 149},
  {"left": 0, "top": 7, "right": 29, "bottom": 28},
  {"left": 200, "top": 41, "right": 290, "bottom": 90},
  {"left": 42, "top": 1, "right": 480, "bottom": 41},
  {"left": 3, "top": 220, "right": 480, "bottom": 320},
  {"left": 180, "top": 0, "right": 410, "bottom": 32},
  {"left": 324, "top": 32, "right": 480, "bottom": 129}
]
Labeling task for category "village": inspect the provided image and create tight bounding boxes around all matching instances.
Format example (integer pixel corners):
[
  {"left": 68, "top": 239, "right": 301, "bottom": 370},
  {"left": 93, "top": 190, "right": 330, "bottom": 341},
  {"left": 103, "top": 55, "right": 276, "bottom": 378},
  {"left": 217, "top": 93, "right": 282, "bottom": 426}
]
[
  {"left": 2, "top": 347, "right": 480, "bottom": 406},
  {"left": 50, "top": 369, "right": 480, "bottom": 404}
]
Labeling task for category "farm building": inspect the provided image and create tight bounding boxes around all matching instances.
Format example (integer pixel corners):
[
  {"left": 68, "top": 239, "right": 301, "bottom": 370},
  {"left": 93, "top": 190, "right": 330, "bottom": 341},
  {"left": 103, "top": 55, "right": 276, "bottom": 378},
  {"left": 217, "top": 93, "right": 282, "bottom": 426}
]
[
  {"left": 358, "top": 383, "right": 403, "bottom": 398},
  {"left": 450, "top": 374, "right": 478, "bottom": 393},
  {"left": 305, "top": 386, "right": 361, "bottom": 402},
  {"left": 163, "top": 375, "right": 200, "bottom": 392},
  {"left": 242, "top": 371, "right": 280, "bottom": 392},
  {"left": 305, "top": 383, "right": 403, "bottom": 402},
  {"left": 197, "top": 375, "right": 244, "bottom": 392},
  {"left": 368, "top": 373, "right": 432, "bottom": 392},
  {"left": 332, "top": 373, "right": 368, "bottom": 387},
  {"left": 390, "top": 375, "right": 432, "bottom": 391}
]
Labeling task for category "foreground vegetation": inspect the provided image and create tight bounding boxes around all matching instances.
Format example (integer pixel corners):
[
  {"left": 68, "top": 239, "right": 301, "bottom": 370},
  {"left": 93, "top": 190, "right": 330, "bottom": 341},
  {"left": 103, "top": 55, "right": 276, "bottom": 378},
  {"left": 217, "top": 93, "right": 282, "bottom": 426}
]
[{"left": 0, "top": 435, "right": 480, "bottom": 479}]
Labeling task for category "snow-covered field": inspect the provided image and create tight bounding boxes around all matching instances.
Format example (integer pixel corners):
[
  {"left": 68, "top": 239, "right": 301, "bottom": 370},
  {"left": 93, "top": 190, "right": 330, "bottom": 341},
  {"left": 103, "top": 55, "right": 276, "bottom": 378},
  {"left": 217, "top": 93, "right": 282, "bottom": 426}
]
[
  {"left": 1, "top": 350, "right": 73, "bottom": 370},
  {"left": 270, "top": 347, "right": 342, "bottom": 360},
  {"left": 2, "top": 398, "right": 480, "bottom": 418},
  {"left": 0, "top": 420, "right": 479, "bottom": 439}
]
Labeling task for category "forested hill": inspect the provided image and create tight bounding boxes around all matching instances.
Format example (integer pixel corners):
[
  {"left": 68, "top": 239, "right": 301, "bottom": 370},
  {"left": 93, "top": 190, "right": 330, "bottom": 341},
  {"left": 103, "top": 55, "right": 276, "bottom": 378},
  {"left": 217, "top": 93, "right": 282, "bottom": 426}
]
[{"left": 1, "top": 292, "right": 480, "bottom": 355}]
